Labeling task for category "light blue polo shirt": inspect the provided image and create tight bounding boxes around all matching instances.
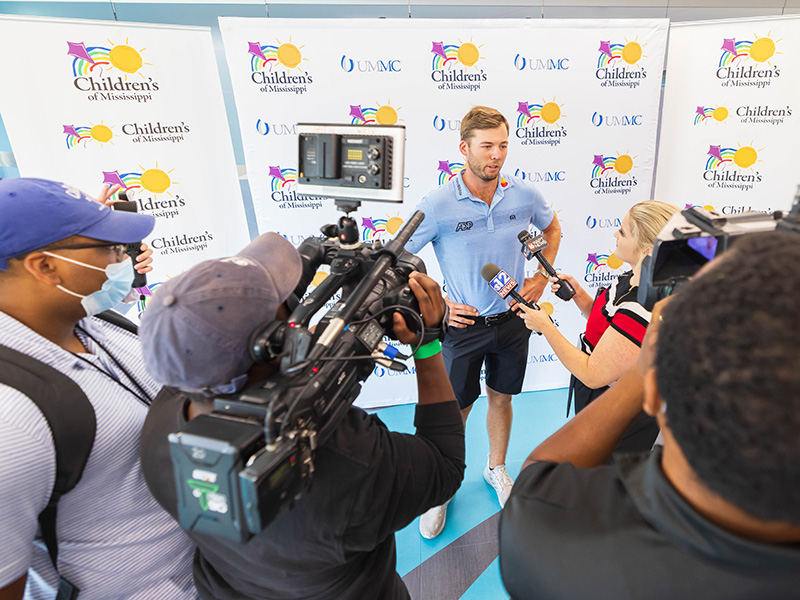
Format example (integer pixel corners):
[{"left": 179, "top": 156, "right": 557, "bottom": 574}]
[{"left": 405, "top": 170, "right": 553, "bottom": 316}]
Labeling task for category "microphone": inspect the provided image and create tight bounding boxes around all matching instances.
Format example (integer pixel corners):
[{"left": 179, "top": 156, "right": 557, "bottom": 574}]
[
  {"left": 480, "top": 263, "right": 544, "bottom": 335},
  {"left": 111, "top": 191, "right": 151, "bottom": 299},
  {"left": 518, "top": 231, "right": 576, "bottom": 301}
]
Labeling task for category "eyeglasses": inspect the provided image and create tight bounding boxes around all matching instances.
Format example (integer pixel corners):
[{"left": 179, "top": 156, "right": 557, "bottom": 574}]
[{"left": 41, "top": 242, "right": 128, "bottom": 261}]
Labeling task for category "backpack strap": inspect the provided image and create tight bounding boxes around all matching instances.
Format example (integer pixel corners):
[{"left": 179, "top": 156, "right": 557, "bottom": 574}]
[
  {"left": 94, "top": 310, "right": 138, "bottom": 335},
  {"left": 0, "top": 345, "right": 97, "bottom": 600}
]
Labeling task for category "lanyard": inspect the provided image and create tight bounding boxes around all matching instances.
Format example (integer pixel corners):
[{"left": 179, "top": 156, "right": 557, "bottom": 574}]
[{"left": 71, "top": 325, "right": 153, "bottom": 406}]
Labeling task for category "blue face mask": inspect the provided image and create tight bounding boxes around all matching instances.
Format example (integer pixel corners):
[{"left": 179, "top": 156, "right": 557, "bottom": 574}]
[{"left": 44, "top": 252, "right": 134, "bottom": 316}]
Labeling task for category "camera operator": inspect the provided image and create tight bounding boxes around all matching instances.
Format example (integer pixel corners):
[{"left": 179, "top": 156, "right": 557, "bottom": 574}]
[
  {"left": 499, "top": 231, "right": 800, "bottom": 599},
  {"left": 137, "top": 232, "right": 466, "bottom": 600},
  {"left": 0, "top": 178, "right": 195, "bottom": 600}
]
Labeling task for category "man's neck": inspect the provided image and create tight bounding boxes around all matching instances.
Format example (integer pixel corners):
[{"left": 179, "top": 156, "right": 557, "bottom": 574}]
[
  {"left": 461, "top": 169, "right": 499, "bottom": 206},
  {"left": 0, "top": 291, "right": 87, "bottom": 353},
  {"left": 660, "top": 432, "right": 800, "bottom": 544}
]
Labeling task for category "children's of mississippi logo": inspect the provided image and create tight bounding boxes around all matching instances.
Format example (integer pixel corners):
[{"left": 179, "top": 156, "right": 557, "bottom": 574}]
[
  {"left": 515, "top": 99, "right": 566, "bottom": 147},
  {"left": 64, "top": 123, "right": 114, "bottom": 148},
  {"left": 596, "top": 38, "right": 647, "bottom": 87},
  {"left": 102, "top": 166, "right": 186, "bottom": 218},
  {"left": 150, "top": 229, "right": 215, "bottom": 255},
  {"left": 703, "top": 144, "right": 763, "bottom": 191},
  {"left": 349, "top": 102, "right": 402, "bottom": 125},
  {"left": 590, "top": 153, "right": 638, "bottom": 195},
  {"left": 695, "top": 102, "right": 792, "bottom": 126},
  {"left": 437, "top": 160, "right": 465, "bottom": 185},
  {"left": 361, "top": 214, "right": 405, "bottom": 242},
  {"left": 67, "top": 40, "right": 158, "bottom": 102},
  {"left": 585, "top": 252, "right": 624, "bottom": 287},
  {"left": 717, "top": 34, "right": 781, "bottom": 87},
  {"left": 268, "top": 165, "right": 323, "bottom": 210},
  {"left": 248, "top": 39, "right": 312, "bottom": 94},
  {"left": 431, "top": 39, "right": 487, "bottom": 91}
]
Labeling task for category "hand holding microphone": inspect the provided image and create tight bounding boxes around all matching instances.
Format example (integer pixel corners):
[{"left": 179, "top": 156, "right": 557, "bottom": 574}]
[
  {"left": 518, "top": 231, "right": 576, "bottom": 301},
  {"left": 480, "top": 262, "right": 549, "bottom": 335},
  {"left": 111, "top": 191, "right": 151, "bottom": 299}
]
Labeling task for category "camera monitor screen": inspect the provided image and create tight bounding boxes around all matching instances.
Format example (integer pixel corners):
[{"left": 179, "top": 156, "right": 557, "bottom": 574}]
[{"left": 296, "top": 123, "right": 405, "bottom": 203}]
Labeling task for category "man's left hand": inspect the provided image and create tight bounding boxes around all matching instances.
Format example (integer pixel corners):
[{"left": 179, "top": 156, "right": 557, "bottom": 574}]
[
  {"left": 510, "top": 275, "right": 547, "bottom": 311},
  {"left": 134, "top": 243, "right": 154, "bottom": 274}
]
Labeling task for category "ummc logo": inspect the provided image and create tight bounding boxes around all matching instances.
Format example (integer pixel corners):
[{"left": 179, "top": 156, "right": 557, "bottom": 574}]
[
  {"left": 586, "top": 216, "right": 621, "bottom": 229},
  {"left": 255, "top": 120, "right": 297, "bottom": 136},
  {"left": 514, "top": 169, "right": 566, "bottom": 183},
  {"left": 591, "top": 112, "right": 642, "bottom": 127},
  {"left": 513, "top": 55, "right": 570, "bottom": 71},
  {"left": 433, "top": 115, "right": 461, "bottom": 132},
  {"left": 340, "top": 55, "right": 401, "bottom": 73},
  {"left": 528, "top": 354, "right": 559, "bottom": 364}
]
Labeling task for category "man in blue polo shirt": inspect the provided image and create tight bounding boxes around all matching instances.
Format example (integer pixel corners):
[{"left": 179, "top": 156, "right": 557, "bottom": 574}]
[{"left": 405, "top": 105, "right": 561, "bottom": 539}]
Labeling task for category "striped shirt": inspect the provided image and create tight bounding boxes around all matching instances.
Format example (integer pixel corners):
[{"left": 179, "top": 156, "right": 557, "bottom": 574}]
[
  {"left": 580, "top": 271, "right": 651, "bottom": 354},
  {"left": 0, "top": 311, "right": 196, "bottom": 600}
]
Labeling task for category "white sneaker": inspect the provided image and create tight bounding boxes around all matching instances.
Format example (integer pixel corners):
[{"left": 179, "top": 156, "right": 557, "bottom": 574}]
[
  {"left": 419, "top": 497, "right": 452, "bottom": 539},
  {"left": 484, "top": 459, "right": 514, "bottom": 508}
]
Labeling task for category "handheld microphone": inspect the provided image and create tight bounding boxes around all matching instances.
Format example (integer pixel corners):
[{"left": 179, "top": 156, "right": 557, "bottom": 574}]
[
  {"left": 518, "top": 231, "right": 576, "bottom": 301},
  {"left": 480, "top": 262, "right": 543, "bottom": 335},
  {"left": 111, "top": 191, "right": 151, "bottom": 298}
]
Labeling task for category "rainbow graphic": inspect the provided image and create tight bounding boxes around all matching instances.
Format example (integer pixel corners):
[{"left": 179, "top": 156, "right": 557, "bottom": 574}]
[
  {"left": 719, "top": 38, "right": 753, "bottom": 66},
  {"left": 268, "top": 166, "right": 297, "bottom": 191},
  {"left": 431, "top": 41, "right": 460, "bottom": 69},
  {"left": 349, "top": 105, "right": 380, "bottom": 124},
  {"left": 102, "top": 170, "right": 141, "bottom": 193},
  {"left": 67, "top": 41, "right": 112, "bottom": 76},
  {"left": 597, "top": 41, "right": 624, "bottom": 67},
  {"left": 437, "top": 160, "right": 464, "bottom": 185},
  {"left": 591, "top": 155, "right": 619, "bottom": 177},
  {"left": 705, "top": 145, "right": 737, "bottom": 169},
  {"left": 694, "top": 107, "right": 716, "bottom": 124},
  {"left": 516, "top": 102, "right": 546, "bottom": 127},
  {"left": 136, "top": 281, "right": 165, "bottom": 314},
  {"left": 361, "top": 216, "right": 405, "bottom": 242},
  {"left": 248, "top": 41, "right": 280, "bottom": 72},
  {"left": 63, "top": 125, "right": 92, "bottom": 148},
  {"left": 586, "top": 253, "right": 612, "bottom": 274}
]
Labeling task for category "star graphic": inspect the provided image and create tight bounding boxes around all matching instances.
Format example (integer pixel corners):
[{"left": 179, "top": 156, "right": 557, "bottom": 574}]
[
  {"left": 268, "top": 166, "right": 286, "bottom": 182},
  {"left": 707, "top": 145, "right": 723, "bottom": 161},
  {"left": 696, "top": 106, "right": 707, "bottom": 116},
  {"left": 67, "top": 41, "right": 94, "bottom": 63},
  {"left": 361, "top": 217, "right": 377, "bottom": 232},
  {"left": 438, "top": 160, "right": 452, "bottom": 174},
  {"left": 349, "top": 105, "right": 365, "bottom": 121},
  {"left": 721, "top": 38, "right": 737, "bottom": 54},
  {"left": 598, "top": 41, "right": 612, "bottom": 57},
  {"left": 592, "top": 155, "right": 606, "bottom": 169},
  {"left": 685, "top": 204, "right": 694, "bottom": 210},
  {"left": 62, "top": 125, "right": 80, "bottom": 137},
  {"left": 102, "top": 171, "right": 126, "bottom": 189},
  {"left": 517, "top": 102, "right": 531, "bottom": 117},
  {"left": 247, "top": 41, "right": 266, "bottom": 60},
  {"left": 431, "top": 41, "right": 447, "bottom": 59},
  {"left": 587, "top": 253, "right": 599, "bottom": 266}
]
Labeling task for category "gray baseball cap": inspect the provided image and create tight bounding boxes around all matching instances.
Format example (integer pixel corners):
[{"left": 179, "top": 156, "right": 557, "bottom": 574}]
[{"left": 139, "top": 232, "right": 302, "bottom": 393}]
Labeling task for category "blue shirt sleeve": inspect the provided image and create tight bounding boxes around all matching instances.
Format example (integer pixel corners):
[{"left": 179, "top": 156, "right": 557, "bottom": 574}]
[
  {"left": 527, "top": 185, "right": 555, "bottom": 232},
  {"left": 404, "top": 198, "right": 438, "bottom": 254}
]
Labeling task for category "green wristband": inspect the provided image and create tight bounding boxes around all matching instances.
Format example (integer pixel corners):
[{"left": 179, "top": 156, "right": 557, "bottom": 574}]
[{"left": 413, "top": 339, "right": 442, "bottom": 360}]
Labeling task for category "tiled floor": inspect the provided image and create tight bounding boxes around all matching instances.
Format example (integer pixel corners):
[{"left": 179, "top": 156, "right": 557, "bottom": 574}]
[{"left": 374, "top": 387, "right": 570, "bottom": 600}]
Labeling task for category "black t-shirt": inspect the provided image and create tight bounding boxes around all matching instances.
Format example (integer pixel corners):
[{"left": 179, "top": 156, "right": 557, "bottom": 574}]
[
  {"left": 499, "top": 449, "right": 800, "bottom": 599},
  {"left": 140, "top": 392, "right": 465, "bottom": 600}
]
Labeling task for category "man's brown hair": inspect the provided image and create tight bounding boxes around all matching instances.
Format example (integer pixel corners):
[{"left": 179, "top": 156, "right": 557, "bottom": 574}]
[{"left": 460, "top": 106, "right": 509, "bottom": 143}]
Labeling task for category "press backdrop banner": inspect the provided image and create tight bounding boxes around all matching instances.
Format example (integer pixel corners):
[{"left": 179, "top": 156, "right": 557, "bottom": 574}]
[
  {"left": 220, "top": 17, "right": 667, "bottom": 408},
  {"left": 656, "top": 16, "right": 800, "bottom": 215},
  {"left": 0, "top": 15, "right": 249, "bottom": 318}
]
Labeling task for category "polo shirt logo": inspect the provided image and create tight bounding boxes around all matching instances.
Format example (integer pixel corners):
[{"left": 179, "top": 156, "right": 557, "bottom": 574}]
[
  {"left": 455, "top": 221, "right": 473, "bottom": 232},
  {"left": 510, "top": 214, "right": 516, "bottom": 220}
]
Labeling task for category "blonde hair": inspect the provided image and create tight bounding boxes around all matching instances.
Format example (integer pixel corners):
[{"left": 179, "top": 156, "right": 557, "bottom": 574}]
[
  {"left": 460, "top": 106, "right": 509, "bottom": 142},
  {"left": 628, "top": 200, "right": 680, "bottom": 254}
]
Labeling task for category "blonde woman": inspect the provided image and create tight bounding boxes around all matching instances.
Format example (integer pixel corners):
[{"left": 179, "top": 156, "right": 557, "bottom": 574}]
[{"left": 520, "top": 200, "right": 679, "bottom": 453}]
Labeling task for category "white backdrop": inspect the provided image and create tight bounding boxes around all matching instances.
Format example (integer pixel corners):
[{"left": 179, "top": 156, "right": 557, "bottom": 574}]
[
  {"left": 0, "top": 15, "right": 249, "bottom": 318},
  {"left": 220, "top": 17, "right": 668, "bottom": 407},
  {"left": 656, "top": 15, "right": 800, "bottom": 214}
]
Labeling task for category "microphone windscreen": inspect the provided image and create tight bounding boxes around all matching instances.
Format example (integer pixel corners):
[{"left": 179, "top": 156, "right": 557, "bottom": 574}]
[
  {"left": 517, "top": 230, "right": 529, "bottom": 242},
  {"left": 481, "top": 262, "right": 501, "bottom": 282}
]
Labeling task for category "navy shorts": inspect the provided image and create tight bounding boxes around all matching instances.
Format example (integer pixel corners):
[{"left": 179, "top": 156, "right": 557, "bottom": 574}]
[{"left": 442, "top": 312, "right": 532, "bottom": 409}]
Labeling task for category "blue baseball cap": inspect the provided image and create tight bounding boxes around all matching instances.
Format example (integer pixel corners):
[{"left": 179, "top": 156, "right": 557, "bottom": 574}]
[{"left": 0, "top": 177, "right": 156, "bottom": 270}]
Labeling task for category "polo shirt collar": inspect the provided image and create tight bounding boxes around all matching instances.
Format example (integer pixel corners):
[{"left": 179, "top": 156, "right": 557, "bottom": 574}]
[
  {"left": 452, "top": 170, "right": 514, "bottom": 203},
  {"left": 616, "top": 448, "right": 800, "bottom": 569}
]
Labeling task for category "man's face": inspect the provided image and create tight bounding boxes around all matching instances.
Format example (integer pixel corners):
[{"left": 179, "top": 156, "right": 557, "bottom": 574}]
[
  {"left": 459, "top": 126, "right": 508, "bottom": 182},
  {"left": 41, "top": 235, "right": 127, "bottom": 296}
]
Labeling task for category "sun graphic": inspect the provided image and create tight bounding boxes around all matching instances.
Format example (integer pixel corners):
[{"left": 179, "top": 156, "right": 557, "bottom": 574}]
[
  {"left": 606, "top": 253, "right": 624, "bottom": 270},
  {"left": 311, "top": 270, "right": 328, "bottom": 287},
  {"left": 375, "top": 104, "right": 399, "bottom": 126},
  {"left": 384, "top": 215, "right": 404, "bottom": 235},
  {"left": 712, "top": 106, "right": 729, "bottom": 122},
  {"left": 614, "top": 152, "right": 637, "bottom": 176},
  {"left": 139, "top": 163, "right": 178, "bottom": 195},
  {"left": 90, "top": 123, "right": 113, "bottom": 144},
  {"left": 457, "top": 37, "right": 485, "bottom": 68},
  {"left": 106, "top": 38, "right": 150, "bottom": 78},
  {"left": 276, "top": 37, "right": 306, "bottom": 69},
  {"left": 732, "top": 143, "right": 762, "bottom": 170},
  {"left": 540, "top": 101, "right": 562, "bottom": 124},
  {"left": 539, "top": 302, "right": 555, "bottom": 316},
  {"left": 749, "top": 32, "right": 781, "bottom": 64}
]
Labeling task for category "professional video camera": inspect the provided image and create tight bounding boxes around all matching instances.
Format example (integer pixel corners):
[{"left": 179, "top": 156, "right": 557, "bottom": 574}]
[
  {"left": 168, "top": 124, "right": 441, "bottom": 542},
  {"left": 638, "top": 186, "right": 800, "bottom": 310}
]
